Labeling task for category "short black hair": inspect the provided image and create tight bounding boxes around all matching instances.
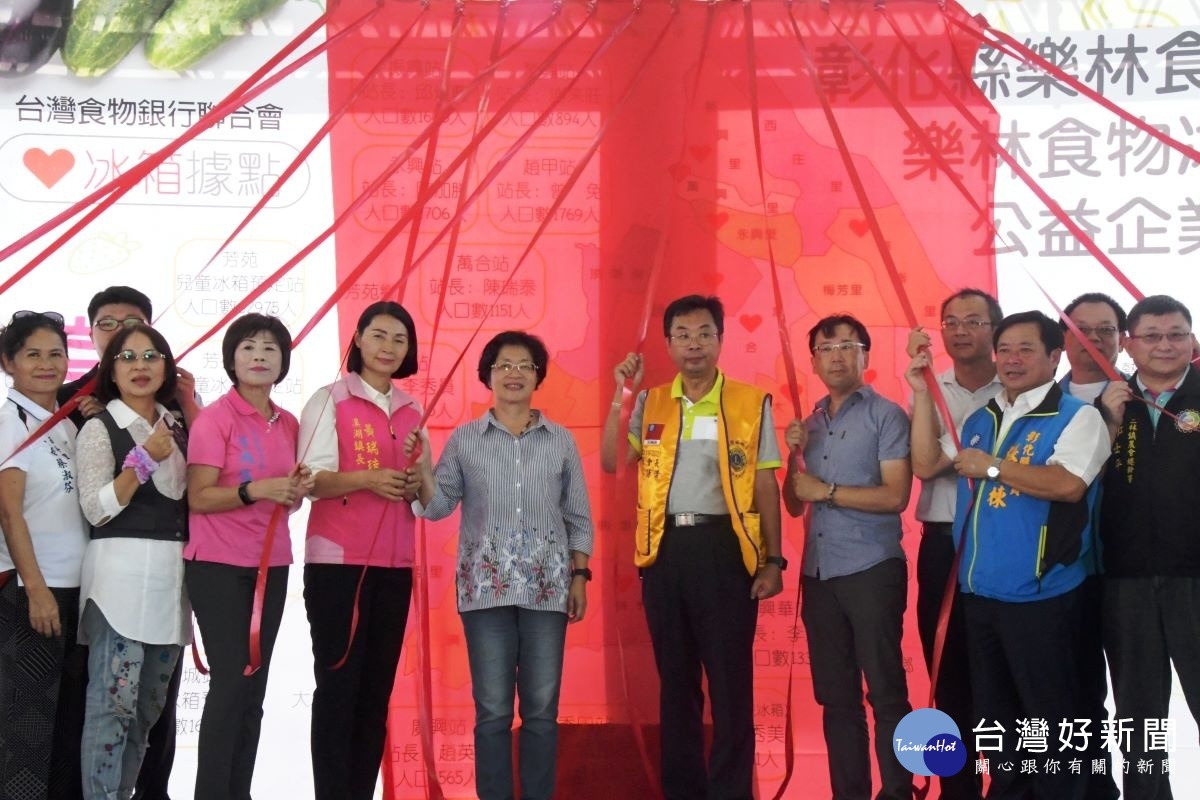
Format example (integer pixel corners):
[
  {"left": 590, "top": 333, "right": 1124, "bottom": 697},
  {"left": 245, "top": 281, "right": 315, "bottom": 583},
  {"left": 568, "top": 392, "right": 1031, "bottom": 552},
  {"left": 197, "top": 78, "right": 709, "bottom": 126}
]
[
  {"left": 807, "top": 314, "right": 871, "bottom": 352},
  {"left": 87, "top": 286, "right": 153, "bottom": 325},
  {"left": 348, "top": 302, "right": 419, "bottom": 379},
  {"left": 993, "top": 310, "right": 1064, "bottom": 354},
  {"left": 0, "top": 313, "right": 67, "bottom": 367},
  {"left": 1126, "top": 294, "right": 1192, "bottom": 333},
  {"left": 477, "top": 331, "right": 549, "bottom": 388},
  {"left": 940, "top": 288, "right": 1003, "bottom": 326},
  {"left": 662, "top": 295, "right": 724, "bottom": 338},
  {"left": 1060, "top": 292, "right": 1128, "bottom": 333},
  {"left": 95, "top": 324, "right": 178, "bottom": 406},
  {"left": 221, "top": 313, "right": 293, "bottom": 385}
]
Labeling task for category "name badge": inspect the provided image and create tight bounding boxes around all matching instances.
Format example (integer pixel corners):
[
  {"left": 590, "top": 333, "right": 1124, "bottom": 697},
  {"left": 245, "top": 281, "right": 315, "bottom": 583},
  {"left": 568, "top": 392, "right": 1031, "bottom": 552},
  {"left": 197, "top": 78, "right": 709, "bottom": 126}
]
[{"left": 690, "top": 415, "right": 718, "bottom": 441}]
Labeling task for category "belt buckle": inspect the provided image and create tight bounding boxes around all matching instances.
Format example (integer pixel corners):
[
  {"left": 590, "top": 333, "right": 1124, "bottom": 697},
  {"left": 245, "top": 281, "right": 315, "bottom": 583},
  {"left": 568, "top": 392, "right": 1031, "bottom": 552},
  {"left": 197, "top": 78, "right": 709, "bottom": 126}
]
[{"left": 674, "top": 512, "right": 696, "bottom": 527}]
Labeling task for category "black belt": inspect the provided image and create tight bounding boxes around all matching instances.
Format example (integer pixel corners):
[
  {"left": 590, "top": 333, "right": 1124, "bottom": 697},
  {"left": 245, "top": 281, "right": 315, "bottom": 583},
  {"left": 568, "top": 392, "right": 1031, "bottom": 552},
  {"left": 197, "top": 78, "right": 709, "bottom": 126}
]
[
  {"left": 666, "top": 513, "right": 732, "bottom": 528},
  {"left": 922, "top": 521, "right": 955, "bottom": 536}
]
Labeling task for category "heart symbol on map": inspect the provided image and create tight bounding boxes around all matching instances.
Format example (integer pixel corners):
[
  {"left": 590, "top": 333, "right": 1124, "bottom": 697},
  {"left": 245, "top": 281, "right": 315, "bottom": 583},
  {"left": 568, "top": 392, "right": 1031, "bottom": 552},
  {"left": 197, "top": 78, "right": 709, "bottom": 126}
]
[
  {"left": 689, "top": 145, "right": 712, "bottom": 162},
  {"left": 23, "top": 148, "right": 74, "bottom": 189},
  {"left": 849, "top": 219, "right": 870, "bottom": 237},
  {"left": 739, "top": 314, "right": 762, "bottom": 332},
  {"left": 707, "top": 212, "right": 729, "bottom": 230}
]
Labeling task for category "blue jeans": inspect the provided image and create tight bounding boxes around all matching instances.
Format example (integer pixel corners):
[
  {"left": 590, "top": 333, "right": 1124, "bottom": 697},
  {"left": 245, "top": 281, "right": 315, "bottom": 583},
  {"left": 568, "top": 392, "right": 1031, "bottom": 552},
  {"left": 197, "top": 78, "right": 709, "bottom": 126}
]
[
  {"left": 79, "top": 602, "right": 181, "bottom": 800},
  {"left": 461, "top": 607, "right": 567, "bottom": 800}
]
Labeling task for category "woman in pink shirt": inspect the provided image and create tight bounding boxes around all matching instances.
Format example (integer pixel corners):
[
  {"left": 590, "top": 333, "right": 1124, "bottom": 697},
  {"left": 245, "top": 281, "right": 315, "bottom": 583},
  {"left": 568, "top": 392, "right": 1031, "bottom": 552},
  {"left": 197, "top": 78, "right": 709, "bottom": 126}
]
[
  {"left": 297, "top": 300, "right": 423, "bottom": 800},
  {"left": 184, "top": 313, "right": 312, "bottom": 800}
]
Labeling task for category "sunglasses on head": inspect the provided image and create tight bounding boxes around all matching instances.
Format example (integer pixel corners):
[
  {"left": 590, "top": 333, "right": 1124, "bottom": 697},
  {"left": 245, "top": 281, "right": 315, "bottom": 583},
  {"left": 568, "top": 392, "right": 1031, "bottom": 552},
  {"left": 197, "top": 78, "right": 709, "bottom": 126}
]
[{"left": 9, "top": 310, "right": 64, "bottom": 326}]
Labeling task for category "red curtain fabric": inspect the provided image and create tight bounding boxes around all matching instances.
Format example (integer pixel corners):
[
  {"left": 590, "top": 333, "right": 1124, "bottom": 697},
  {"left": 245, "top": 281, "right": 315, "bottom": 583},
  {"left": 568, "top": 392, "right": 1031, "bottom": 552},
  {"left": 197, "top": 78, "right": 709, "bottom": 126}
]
[{"left": 323, "top": 2, "right": 997, "bottom": 797}]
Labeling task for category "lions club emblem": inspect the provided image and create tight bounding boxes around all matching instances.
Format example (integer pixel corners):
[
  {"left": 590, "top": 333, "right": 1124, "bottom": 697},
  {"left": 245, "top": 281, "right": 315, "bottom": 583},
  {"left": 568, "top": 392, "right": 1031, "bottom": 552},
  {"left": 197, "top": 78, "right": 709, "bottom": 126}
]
[{"left": 728, "top": 442, "right": 749, "bottom": 477}]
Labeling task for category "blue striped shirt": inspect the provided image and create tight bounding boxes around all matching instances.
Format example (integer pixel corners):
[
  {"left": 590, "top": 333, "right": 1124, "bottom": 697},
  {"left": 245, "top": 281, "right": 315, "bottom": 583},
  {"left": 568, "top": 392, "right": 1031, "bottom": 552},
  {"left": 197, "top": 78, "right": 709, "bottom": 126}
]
[{"left": 421, "top": 410, "right": 594, "bottom": 614}]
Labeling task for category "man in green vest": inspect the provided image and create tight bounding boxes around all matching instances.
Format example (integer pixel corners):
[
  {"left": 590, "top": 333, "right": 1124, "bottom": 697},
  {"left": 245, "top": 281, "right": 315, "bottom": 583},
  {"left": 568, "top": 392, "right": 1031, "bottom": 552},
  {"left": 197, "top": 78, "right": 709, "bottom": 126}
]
[{"left": 601, "top": 294, "right": 784, "bottom": 800}]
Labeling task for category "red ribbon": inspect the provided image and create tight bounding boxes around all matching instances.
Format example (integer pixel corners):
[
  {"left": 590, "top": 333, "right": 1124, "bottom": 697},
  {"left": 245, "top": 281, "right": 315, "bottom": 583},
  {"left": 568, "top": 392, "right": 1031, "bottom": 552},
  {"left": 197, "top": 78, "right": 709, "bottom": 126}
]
[
  {"left": 0, "top": 6, "right": 364, "bottom": 294},
  {"left": 949, "top": 10, "right": 1200, "bottom": 169},
  {"left": 194, "top": 7, "right": 429, "bottom": 278},
  {"left": 742, "top": 5, "right": 805, "bottom": 797}
]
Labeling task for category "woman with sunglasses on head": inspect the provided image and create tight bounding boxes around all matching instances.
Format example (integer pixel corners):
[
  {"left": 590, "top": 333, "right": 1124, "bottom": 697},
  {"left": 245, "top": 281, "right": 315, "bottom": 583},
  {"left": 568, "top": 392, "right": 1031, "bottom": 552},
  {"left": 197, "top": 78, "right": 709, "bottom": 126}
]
[
  {"left": 184, "top": 313, "right": 313, "bottom": 800},
  {"left": 411, "top": 330, "right": 594, "bottom": 800},
  {"left": 297, "top": 301, "right": 425, "bottom": 800},
  {"left": 73, "top": 324, "right": 189, "bottom": 800},
  {"left": 0, "top": 311, "right": 89, "bottom": 800}
]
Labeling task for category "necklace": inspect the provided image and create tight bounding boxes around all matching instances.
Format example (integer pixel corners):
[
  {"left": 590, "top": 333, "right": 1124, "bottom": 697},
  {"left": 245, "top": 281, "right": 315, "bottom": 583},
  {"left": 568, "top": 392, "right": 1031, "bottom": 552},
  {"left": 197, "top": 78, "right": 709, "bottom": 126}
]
[{"left": 522, "top": 411, "right": 537, "bottom": 434}]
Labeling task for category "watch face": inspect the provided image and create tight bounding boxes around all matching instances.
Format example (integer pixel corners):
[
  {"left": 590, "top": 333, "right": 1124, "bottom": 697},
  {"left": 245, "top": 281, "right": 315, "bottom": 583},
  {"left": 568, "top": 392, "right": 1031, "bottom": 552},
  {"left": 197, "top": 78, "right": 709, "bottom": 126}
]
[{"left": 986, "top": 466, "right": 1000, "bottom": 479}]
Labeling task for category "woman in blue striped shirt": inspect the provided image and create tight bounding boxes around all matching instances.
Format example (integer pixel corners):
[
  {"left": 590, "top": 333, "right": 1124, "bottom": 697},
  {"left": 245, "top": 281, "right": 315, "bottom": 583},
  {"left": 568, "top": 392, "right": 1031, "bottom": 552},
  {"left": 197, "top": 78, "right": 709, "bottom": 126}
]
[{"left": 413, "top": 330, "right": 593, "bottom": 800}]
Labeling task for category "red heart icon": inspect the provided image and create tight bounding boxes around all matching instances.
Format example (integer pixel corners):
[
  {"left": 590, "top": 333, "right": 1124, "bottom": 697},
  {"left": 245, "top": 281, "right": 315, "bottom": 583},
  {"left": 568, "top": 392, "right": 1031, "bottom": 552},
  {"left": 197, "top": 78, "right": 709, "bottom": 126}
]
[
  {"left": 707, "top": 212, "right": 729, "bottom": 230},
  {"left": 849, "top": 219, "right": 870, "bottom": 237},
  {"left": 667, "top": 162, "right": 691, "bottom": 182},
  {"left": 739, "top": 314, "right": 762, "bottom": 332},
  {"left": 689, "top": 145, "right": 712, "bottom": 162},
  {"left": 23, "top": 148, "right": 75, "bottom": 189}
]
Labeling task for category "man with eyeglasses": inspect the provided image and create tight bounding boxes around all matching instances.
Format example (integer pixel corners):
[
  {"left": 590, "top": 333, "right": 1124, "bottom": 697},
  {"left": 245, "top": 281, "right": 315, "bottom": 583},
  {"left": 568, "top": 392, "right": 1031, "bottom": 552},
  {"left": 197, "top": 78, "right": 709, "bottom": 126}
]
[
  {"left": 783, "top": 313, "right": 913, "bottom": 800},
  {"left": 946, "top": 311, "right": 1109, "bottom": 800},
  {"left": 903, "top": 288, "right": 1002, "bottom": 800},
  {"left": 58, "top": 286, "right": 199, "bottom": 434},
  {"left": 1099, "top": 295, "right": 1200, "bottom": 800},
  {"left": 1056, "top": 291, "right": 1128, "bottom": 800},
  {"left": 1059, "top": 292, "right": 1128, "bottom": 404},
  {"left": 55, "top": 285, "right": 197, "bottom": 800},
  {"left": 600, "top": 294, "right": 783, "bottom": 800}
]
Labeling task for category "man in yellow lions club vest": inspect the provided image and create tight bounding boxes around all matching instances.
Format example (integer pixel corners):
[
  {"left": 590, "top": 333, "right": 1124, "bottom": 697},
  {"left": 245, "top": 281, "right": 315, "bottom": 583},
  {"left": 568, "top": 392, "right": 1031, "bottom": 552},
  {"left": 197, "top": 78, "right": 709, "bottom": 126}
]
[{"left": 601, "top": 294, "right": 784, "bottom": 800}]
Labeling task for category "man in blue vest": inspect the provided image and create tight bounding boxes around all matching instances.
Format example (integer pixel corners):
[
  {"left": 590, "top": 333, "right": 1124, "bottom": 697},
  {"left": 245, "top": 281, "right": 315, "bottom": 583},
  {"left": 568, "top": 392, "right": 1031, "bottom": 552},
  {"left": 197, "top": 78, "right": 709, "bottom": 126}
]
[{"left": 947, "top": 311, "right": 1109, "bottom": 800}]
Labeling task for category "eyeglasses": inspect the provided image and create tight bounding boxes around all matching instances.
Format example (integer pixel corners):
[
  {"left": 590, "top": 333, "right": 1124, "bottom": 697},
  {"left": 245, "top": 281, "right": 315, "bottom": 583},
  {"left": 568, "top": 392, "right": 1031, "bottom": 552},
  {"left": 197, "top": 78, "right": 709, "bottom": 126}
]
[
  {"left": 491, "top": 361, "right": 538, "bottom": 374},
  {"left": 94, "top": 316, "right": 146, "bottom": 332},
  {"left": 941, "top": 318, "right": 991, "bottom": 330},
  {"left": 1072, "top": 325, "right": 1119, "bottom": 338},
  {"left": 9, "top": 310, "right": 64, "bottom": 325},
  {"left": 668, "top": 331, "right": 719, "bottom": 345},
  {"left": 813, "top": 341, "right": 868, "bottom": 355},
  {"left": 1127, "top": 331, "right": 1192, "bottom": 345},
  {"left": 114, "top": 349, "right": 164, "bottom": 363}
]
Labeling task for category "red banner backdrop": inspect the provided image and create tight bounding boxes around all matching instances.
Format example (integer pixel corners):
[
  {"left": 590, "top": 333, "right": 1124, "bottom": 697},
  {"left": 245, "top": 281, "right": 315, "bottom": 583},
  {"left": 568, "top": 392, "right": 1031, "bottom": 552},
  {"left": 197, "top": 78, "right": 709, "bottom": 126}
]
[{"left": 323, "top": 1, "right": 997, "bottom": 797}]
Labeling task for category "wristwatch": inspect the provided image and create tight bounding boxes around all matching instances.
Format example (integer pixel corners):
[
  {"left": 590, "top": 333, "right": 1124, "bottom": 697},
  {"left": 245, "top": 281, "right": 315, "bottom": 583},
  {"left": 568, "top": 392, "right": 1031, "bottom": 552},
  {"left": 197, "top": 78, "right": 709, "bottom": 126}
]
[
  {"left": 571, "top": 567, "right": 593, "bottom": 582},
  {"left": 985, "top": 458, "right": 1002, "bottom": 481},
  {"left": 237, "top": 480, "right": 256, "bottom": 505},
  {"left": 765, "top": 555, "right": 789, "bottom": 571}
]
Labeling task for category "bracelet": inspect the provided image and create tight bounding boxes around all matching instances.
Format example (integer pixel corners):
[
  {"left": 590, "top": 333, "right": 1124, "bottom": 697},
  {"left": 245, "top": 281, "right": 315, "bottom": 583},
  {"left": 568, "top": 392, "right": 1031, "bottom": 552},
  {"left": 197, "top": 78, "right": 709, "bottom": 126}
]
[
  {"left": 121, "top": 445, "right": 159, "bottom": 485},
  {"left": 611, "top": 400, "right": 623, "bottom": 411},
  {"left": 825, "top": 482, "right": 838, "bottom": 507},
  {"left": 237, "top": 481, "right": 256, "bottom": 506},
  {"left": 572, "top": 567, "right": 593, "bottom": 582}
]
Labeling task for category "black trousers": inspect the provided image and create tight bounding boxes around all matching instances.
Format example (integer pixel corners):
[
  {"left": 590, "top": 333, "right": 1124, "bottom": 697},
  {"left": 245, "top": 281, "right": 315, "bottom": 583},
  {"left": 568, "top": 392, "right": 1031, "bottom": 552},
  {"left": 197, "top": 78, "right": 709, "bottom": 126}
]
[
  {"left": 185, "top": 561, "right": 288, "bottom": 800},
  {"left": 1103, "top": 576, "right": 1200, "bottom": 800},
  {"left": 641, "top": 521, "right": 758, "bottom": 800},
  {"left": 304, "top": 564, "right": 413, "bottom": 800},
  {"left": 1077, "top": 575, "right": 1118, "bottom": 800},
  {"left": 0, "top": 578, "right": 85, "bottom": 800},
  {"left": 916, "top": 524, "right": 983, "bottom": 800},
  {"left": 962, "top": 587, "right": 1087, "bottom": 800},
  {"left": 803, "top": 558, "right": 913, "bottom": 800},
  {"left": 133, "top": 658, "right": 183, "bottom": 800}
]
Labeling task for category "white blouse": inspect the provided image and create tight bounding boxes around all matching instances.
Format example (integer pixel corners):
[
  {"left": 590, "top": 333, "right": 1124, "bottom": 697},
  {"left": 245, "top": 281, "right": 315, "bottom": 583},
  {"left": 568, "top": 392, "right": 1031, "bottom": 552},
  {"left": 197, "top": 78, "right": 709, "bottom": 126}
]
[
  {"left": 75, "top": 400, "right": 190, "bottom": 646},
  {"left": 0, "top": 390, "right": 88, "bottom": 588}
]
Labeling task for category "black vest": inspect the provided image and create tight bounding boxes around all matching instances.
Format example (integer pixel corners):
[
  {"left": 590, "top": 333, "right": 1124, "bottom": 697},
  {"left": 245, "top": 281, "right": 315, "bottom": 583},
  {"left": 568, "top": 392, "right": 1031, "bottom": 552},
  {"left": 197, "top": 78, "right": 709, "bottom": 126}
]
[{"left": 90, "top": 410, "right": 188, "bottom": 543}]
